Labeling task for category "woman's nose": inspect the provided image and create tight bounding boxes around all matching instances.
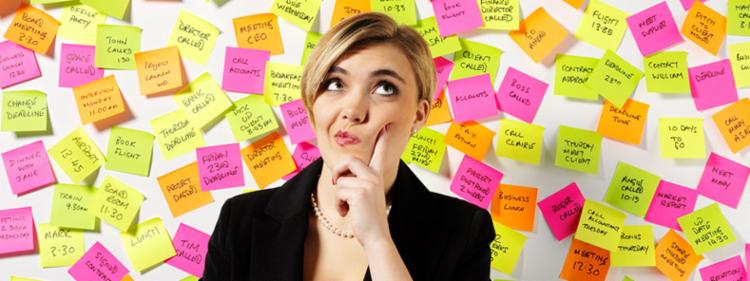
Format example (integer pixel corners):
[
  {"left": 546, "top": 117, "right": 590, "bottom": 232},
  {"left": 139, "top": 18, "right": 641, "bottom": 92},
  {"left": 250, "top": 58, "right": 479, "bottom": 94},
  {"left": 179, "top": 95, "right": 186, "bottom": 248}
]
[{"left": 341, "top": 91, "right": 368, "bottom": 123}]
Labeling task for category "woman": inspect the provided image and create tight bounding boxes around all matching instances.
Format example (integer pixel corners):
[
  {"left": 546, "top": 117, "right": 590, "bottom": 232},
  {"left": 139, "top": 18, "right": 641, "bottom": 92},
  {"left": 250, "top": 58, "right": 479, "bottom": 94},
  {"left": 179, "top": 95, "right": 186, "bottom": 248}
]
[{"left": 202, "top": 12, "right": 496, "bottom": 281}]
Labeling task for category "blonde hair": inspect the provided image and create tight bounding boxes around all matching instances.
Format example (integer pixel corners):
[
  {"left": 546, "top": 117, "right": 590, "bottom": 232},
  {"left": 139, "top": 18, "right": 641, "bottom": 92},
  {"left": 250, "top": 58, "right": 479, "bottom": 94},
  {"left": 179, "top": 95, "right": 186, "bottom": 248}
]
[{"left": 301, "top": 12, "right": 436, "bottom": 123}]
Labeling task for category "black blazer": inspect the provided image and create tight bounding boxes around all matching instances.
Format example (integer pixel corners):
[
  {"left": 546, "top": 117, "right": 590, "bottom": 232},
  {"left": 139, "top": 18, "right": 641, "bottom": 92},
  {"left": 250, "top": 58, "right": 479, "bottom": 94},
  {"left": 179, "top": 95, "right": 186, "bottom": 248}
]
[{"left": 201, "top": 157, "right": 496, "bottom": 281}]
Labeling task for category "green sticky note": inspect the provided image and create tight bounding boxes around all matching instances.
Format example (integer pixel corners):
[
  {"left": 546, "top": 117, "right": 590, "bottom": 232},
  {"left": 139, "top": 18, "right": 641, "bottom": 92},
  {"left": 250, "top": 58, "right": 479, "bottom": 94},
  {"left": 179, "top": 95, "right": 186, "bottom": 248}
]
[
  {"left": 30, "top": 0, "right": 73, "bottom": 3},
  {"left": 120, "top": 217, "right": 176, "bottom": 272},
  {"left": 370, "top": 0, "right": 417, "bottom": 26},
  {"left": 1, "top": 90, "right": 48, "bottom": 132},
  {"left": 37, "top": 223, "right": 85, "bottom": 268},
  {"left": 496, "top": 119, "right": 544, "bottom": 164},
  {"left": 58, "top": 4, "right": 107, "bottom": 45},
  {"left": 644, "top": 51, "right": 690, "bottom": 94},
  {"left": 264, "top": 62, "right": 303, "bottom": 106},
  {"left": 677, "top": 203, "right": 736, "bottom": 254},
  {"left": 226, "top": 95, "right": 279, "bottom": 142},
  {"left": 586, "top": 50, "right": 643, "bottom": 108},
  {"left": 150, "top": 110, "right": 206, "bottom": 160},
  {"left": 479, "top": 0, "right": 520, "bottom": 30},
  {"left": 301, "top": 31, "right": 322, "bottom": 65},
  {"left": 167, "top": 10, "right": 221, "bottom": 65},
  {"left": 489, "top": 221, "right": 527, "bottom": 275},
  {"left": 412, "top": 17, "right": 461, "bottom": 58},
  {"left": 623, "top": 276, "right": 635, "bottom": 281},
  {"left": 451, "top": 38, "right": 502, "bottom": 84},
  {"left": 575, "top": 0, "right": 628, "bottom": 51},
  {"left": 106, "top": 126, "right": 154, "bottom": 176},
  {"left": 180, "top": 276, "right": 199, "bottom": 281},
  {"left": 555, "top": 125, "right": 602, "bottom": 174},
  {"left": 10, "top": 277, "right": 43, "bottom": 281},
  {"left": 51, "top": 184, "right": 97, "bottom": 230},
  {"left": 403, "top": 127, "right": 446, "bottom": 173},
  {"left": 95, "top": 24, "right": 141, "bottom": 69},
  {"left": 80, "top": 0, "right": 130, "bottom": 20},
  {"left": 271, "top": 0, "right": 322, "bottom": 31},
  {"left": 658, "top": 117, "right": 706, "bottom": 158},
  {"left": 173, "top": 73, "right": 233, "bottom": 130},
  {"left": 554, "top": 55, "right": 599, "bottom": 101},
  {"left": 612, "top": 225, "right": 655, "bottom": 267},
  {"left": 48, "top": 128, "right": 106, "bottom": 183},
  {"left": 575, "top": 199, "right": 626, "bottom": 251},
  {"left": 604, "top": 161, "right": 660, "bottom": 217},
  {"left": 90, "top": 176, "right": 145, "bottom": 232},
  {"left": 728, "top": 0, "right": 750, "bottom": 36},
  {"left": 729, "top": 42, "right": 750, "bottom": 88}
]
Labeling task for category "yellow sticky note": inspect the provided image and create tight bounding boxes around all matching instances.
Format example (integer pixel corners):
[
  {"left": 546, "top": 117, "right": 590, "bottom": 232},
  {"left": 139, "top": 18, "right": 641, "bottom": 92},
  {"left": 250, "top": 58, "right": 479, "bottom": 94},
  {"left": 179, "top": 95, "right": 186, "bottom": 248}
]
[
  {"left": 135, "top": 46, "right": 186, "bottom": 96},
  {"left": 95, "top": 24, "right": 142, "bottom": 69},
  {"left": 3, "top": 4, "right": 60, "bottom": 54},
  {"left": 73, "top": 75, "right": 127, "bottom": 124},
  {"left": 271, "top": 0, "right": 321, "bottom": 31},
  {"left": 444, "top": 121, "right": 495, "bottom": 161},
  {"left": 173, "top": 73, "right": 233, "bottom": 129},
  {"left": 644, "top": 51, "right": 690, "bottom": 94},
  {"left": 301, "top": 32, "right": 322, "bottom": 65},
  {"left": 370, "top": 0, "right": 417, "bottom": 25},
  {"left": 80, "top": 0, "right": 130, "bottom": 20},
  {"left": 233, "top": 13, "right": 284, "bottom": 55},
  {"left": 167, "top": 10, "right": 220, "bottom": 65},
  {"left": 489, "top": 221, "right": 527, "bottom": 275},
  {"left": 597, "top": 99, "right": 649, "bottom": 145},
  {"left": 58, "top": 4, "right": 106, "bottom": 45},
  {"left": 677, "top": 203, "right": 736, "bottom": 254},
  {"left": 612, "top": 225, "right": 655, "bottom": 267},
  {"left": 509, "top": 8, "right": 569, "bottom": 63},
  {"left": 575, "top": 199, "right": 626, "bottom": 251},
  {"left": 225, "top": 95, "right": 279, "bottom": 142},
  {"left": 450, "top": 38, "right": 502, "bottom": 83},
  {"left": 658, "top": 117, "right": 706, "bottom": 158},
  {"left": 10, "top": 277, "right": 42, "bottom": 281},
  {"left": 712, "top": 98, "right": 750, "bottom": 153},
  {"left": 1, "top": 90, "right": 48, "bottom": 132},
  {"left": 48, "top": 127, "right": 105, "bottom": 183},
  {"left": 50, "top": 184, "right": 97, "bottom": 230},
  {"left": 729, "top": 42, "right": 750, "bottom": 88},
  {"left": 241, "top": 132, "right": 297, "bottom": 189},
  {"left": 156, "top": 162, "right": 214, "bottom": 217},
  {"left": 120, "top": 217, "right": 176, "bottom": 272},
  {"left": 412, "top": 17, "right": 461, "bottom": 58},
  {"left": 37, "top": 223, "right": 85, "bottom": 268},
  {"left": 403, "top": 127, "right": 446, "bottom": 173},
  {"left": 681, "top": 2, "right": 726, "bottom": 55},
  {"left": 331, "top": 0, "right": 370, "bottom": 28},
  {"left": 479, "top": 0, "right": 520, "bottom": 30},
  {"left": 575, "top": 0, "right": 628, "bottom": 51},
  {"left": 264, "top": 62, "right": 302, "bottom": 106},
  {"left": 150, "top": 110, "right": 206, "bottom": 160},
  {"left": 90, "top": 176, "right": 145, "bottom": 232},
  {"left": 496, "top": 119, "right": 544, "bottom": 165}
]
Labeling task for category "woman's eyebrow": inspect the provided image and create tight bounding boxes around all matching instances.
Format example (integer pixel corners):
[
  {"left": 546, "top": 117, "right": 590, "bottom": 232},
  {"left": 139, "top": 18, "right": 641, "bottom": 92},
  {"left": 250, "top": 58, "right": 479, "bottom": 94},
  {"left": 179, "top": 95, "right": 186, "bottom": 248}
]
[
  {"left": 371, "top": 69, "right": 405, "bottom": 84},
  {"left": 328, "top": 65, "right": 348, "bottom": 74}
]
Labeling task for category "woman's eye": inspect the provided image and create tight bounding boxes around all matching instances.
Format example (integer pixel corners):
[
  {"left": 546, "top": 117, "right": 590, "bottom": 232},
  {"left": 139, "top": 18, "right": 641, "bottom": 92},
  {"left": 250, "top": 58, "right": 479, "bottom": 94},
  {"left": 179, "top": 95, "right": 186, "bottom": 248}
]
[
  {"left": 374, "top": 81, "right": 398, "bottom": 96},
  {"left": 324, "top": 78, "right": 343, "bottom": 91}
]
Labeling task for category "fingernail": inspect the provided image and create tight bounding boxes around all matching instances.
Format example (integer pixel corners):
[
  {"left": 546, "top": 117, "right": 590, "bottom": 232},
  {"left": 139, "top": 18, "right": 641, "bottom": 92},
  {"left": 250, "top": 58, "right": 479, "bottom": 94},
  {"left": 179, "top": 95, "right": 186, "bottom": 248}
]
[{"left": 331, "top": 177, "right": 336, "bottom": 185}]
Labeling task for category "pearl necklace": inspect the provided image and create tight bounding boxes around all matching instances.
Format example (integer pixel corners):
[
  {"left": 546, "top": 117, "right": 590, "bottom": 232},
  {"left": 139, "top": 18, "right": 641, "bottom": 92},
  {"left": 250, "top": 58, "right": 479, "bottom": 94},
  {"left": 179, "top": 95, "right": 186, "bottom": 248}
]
[{"left": 310, "top": 191, "right": 392, "bottom": 239}]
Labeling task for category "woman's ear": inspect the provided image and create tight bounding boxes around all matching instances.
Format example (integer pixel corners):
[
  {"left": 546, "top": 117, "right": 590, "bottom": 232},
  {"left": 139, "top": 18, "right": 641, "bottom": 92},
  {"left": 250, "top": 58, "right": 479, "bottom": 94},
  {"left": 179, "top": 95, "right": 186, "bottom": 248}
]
[{"left": 412, "top": 98, "right": 431, "bottom": 132}]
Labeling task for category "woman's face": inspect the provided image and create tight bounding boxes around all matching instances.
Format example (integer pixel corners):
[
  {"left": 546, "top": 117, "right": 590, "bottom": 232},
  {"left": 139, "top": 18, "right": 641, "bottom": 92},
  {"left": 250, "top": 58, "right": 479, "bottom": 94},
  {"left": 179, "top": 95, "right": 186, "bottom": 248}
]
[{"left": 311, "top": 42, "right": 430, "bottom": 176}]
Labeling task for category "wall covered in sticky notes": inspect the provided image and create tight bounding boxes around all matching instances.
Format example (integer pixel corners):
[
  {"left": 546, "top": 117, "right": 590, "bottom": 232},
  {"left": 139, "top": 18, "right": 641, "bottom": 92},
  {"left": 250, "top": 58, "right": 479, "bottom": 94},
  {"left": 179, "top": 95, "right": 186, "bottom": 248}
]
[{"left": 1, "top": 0, "right": 749, "bottom": 280}]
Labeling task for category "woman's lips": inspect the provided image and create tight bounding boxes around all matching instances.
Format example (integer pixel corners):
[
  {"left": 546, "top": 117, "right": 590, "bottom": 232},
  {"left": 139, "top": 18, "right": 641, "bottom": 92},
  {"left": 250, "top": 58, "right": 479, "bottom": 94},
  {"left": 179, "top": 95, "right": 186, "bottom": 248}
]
[{"left": 334, "top": 130, "right": 361, "bottom": 146}]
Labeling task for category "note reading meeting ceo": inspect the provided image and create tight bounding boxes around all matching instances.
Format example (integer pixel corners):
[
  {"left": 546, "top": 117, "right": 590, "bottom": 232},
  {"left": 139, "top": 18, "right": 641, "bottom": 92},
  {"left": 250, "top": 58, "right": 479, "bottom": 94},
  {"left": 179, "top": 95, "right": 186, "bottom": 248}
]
[{"left": 201, "top": 12, "right": 496, "bottom": 281}]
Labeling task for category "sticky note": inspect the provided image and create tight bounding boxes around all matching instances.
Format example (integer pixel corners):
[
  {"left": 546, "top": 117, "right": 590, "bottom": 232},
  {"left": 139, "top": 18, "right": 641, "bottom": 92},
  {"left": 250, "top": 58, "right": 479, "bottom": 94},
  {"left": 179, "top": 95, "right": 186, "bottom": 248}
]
[
  {"left": 331, "top": 0, "right": 370, "bottom": 28},
  {"left": 689, "top": 59, "right": 739, "bottom": 111},
  {"left": 644, "top": 52, "right": 690, "bottom": 94},
  {"left": 697, "top": 153, "right": 750, "bottom": 209},
  {"left": 431, "top": 0, "right": 483, "bottom": 36},
  {"left": 644, "top": 180, "right": 698, "bottom": 231},
  {"left": 575, "top": 199, "right": 626, "bottom": 251},
  {"left": 560, "top": 239, "right": 610, "bottom": 281},
  {"left": 283, "top": 141, "right": 321, "bottom": 180},
  {"left": 677, "top": 203, "right": 736, "bottom": 254},
  {"left": 712, "top": 99, "right": 750, "bottom": 153},
  {"left": 80, "top": 0, "right": 130, "bottom": 20},
  {"left": 597, "top": 99, "right": 649, "bottom": 145},
  {"left": 413, "top": 17, "right": 461, "bottom": 58},
  {"left": 73, "top": 75, "right": 126, "bottom": 124},
  {"left": 151, "top": 110, "right": 205, "bottom": 160},
  {"left": 444, "top": 121, "right": 494, "bottom": 161},
  {"left": 0, "top": 41, "right": 41, "bottom": 88},
  {"left": 222, "top": 47, "right": 269, "bottom": 94},
  {"left": 105, "top": 126, "right": 154, "bottom": 177},
  {"left": 729, "top": 0, "right": 750, "bottom": 35},
  {"left": 496, "top": 119, "right": 544, "bottom": 165},
  {"left": 604, "top": 161, "right": 660, "bottom": 217},
  {"left": 451, "top": 38, "right": 502, "bottom": 84},
  {"left": 59, "top": 44, "right": 104, "bottom": 88},
  {"left": 478, "top": 0, "right": 519, "bottom": 30},
  {"left": 241, "top": 132, "right": 297, "bottom": 189},
  {"left": 402, "top": 127, "right": 446, "bottom": 173},
  {"left": 729, "top": 43, "right": 750, "bottom": 88},
  {"left": 657, "top": 230, "right": 702, "bottom": 281},
  {"left": 165, "top": 223, "right": 210, "bottom": 277},
  {"left": 51, "top": 184, "right": 97, "bottom": 230},
  {"left": 3, "top": 4, "right": 60, "bottom": 54},
  {"left": 496, "top": 67, "right": 548, "bottom": 123},
  {"left": 446, "top": 73, "right": 497, "bottom": 123},
  {"left": 626, "top": 2, "right": 683, "bottom": 56},
  {"left": 700, "top": 255, "right": 746, "bottom": 281},
  {"left": 95, "top": 24, "right": 141, "bottom": 69},
  {"left": 554, "top": 55, "right": 599, "bottom": 101},
  {"left": 576, "top": 0, "right": 628, "bottom": 51},
  {"left": 681, "top": 2, "right": 726, "bottom": 55},
  {"left": 58, "top": 4, "right": 106, "bottom": 45},
  {"left": 90, "top": 176, "right": 144, "bottom": 231},
  {"left": 0, "top": 206, "right": 35, "bottom": 255},
  {"left": 264, "top": 62, "right": 303, "bottom": 106},
  {"left": 2, "top": 140, "right": 56, "bottom": 195},
  {"left": 120, "top": 217, "right": 176, "bottom": 272},
  {"left": 157, "top": 162, "right": 214, "bottom": 217},
  {"left": 300, "top": 31, "right": 321, "bottom": 65},
  {"left": 555, "top": 125, "right": 602, "bottom": 174},
  {"left": 490, "top": 184, "right": 537, "bottom": 231},
  {"left": 232, "top": 13, "right": 284, "bottom": 55},
  {"left": 586, "top": 50, "right": 643, "bottom": 108},
  {"left": 174, "top": 73, "right": 233, "bottom": 129},
  {"left": 271, "top": 0, "right": 321, "bottom": 31},
  {"left": 168, "top": 10, "right": 220, "bottom": 65},
  {"left": 1, "top": 90, "right": 47, "bottom": 132},
  {"left": 227, "top": 96, "right": 278, "bottom": 143},
  {"left": 509, "top": 8, "right": 568, "bottom": 63},
  {"left": 280, "top": 99, "right": 315, "bottom": 144},
  {"left": 196, "top": 143, "right": 244, "bottom": 190},
  {"left": 135, "top": 46, "right": 185, "bottom": 96},
  {"left": 489, "top": 221, "right": 527, "bottom": 275},
  {"left": 563, "top": 0, "right": 585, "bottom": 9},
  {"left": 425, "top": 90, "right": 452, "bottom": 126},
  {"left": 370, "top": 0, "right": 417, "bottom": 25},
  {"left": 48, "top": 127, "right": 105, "bottom": 183},
  {"left": 68, "top": 242, "right": 129, "bottom": 281},
  {"left": 37, "top": 223, "right": 84, "bottom": 268},
  {"left": 433, "top": 57, "right": 454, "bottom": 100},
  {"left": 679, "top": 0, "right": 705, "bottom": 10},
  {"left": 612, "top": 225, "right": 655, "bottom": 267},
  {"left": 658, "top": 117, "right": 706, "bottom": 158},
  {"left": 449, "top": 154, "right": 503, "bottom": 209}
]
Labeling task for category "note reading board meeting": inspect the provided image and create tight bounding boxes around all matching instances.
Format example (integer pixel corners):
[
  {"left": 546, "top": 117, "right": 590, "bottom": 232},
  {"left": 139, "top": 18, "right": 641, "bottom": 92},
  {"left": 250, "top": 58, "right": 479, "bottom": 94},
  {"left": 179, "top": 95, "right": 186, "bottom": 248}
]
[{"left": 0, "top": 0, "right": 749, "bottom": 281}]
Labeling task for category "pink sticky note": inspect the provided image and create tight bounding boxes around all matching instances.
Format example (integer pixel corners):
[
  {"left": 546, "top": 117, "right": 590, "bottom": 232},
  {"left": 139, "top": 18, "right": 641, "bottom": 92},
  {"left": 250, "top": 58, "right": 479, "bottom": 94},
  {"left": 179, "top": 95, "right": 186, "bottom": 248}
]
[
  {"left": 689, "top": 59, "right": 739, "bottom": 111},
  {"left": 447, "top": 73, "right": 498, "bottom": 123},
  {"left": 282, "top": 141, "right": 321, "bottom": 181},
  {"left": 2, "top": 140, "right": 56, "bottom": 195},
  {"left": 166, "top": 223, "right": 210, "bottom": 277},
  {"left": 0, "top": 41, "right": 41, "bottom": 89},
  {"left": 496, "top": 67, "right": 548, "bottom": 123},
  {"left": 222, "top": 46, "right": 269, "bottom": 94},
  {"left": 432, "top": 0, "right": 483, "bottom": 37},
  {"left": 697, "top": 153, "right": 750, "bottom": 209},
  {"left": 280, "top": 99, "right": 315, "bottom": 144},
  {"left": 680, "top": 0, "right": 705, "bottom": 10},
  {"left": 746, "top": 244, "right": 749, "bottom": 278},
  {"left": 59, "top": 44, "right": 105, "bottom": 88},
  {"left": 644, "top": 180, "right": 697, "bottom": 231},
  {"left": 196, "top": 143, "right": 244, "bottom": 191},
  {"left": 68, "top": 242, "right": 129, "bottom": 281},
  {"left": 537, "top": 182, "right": 585, "bottom": 240},
  {"left": 626, "top": 2, "right": 684, "bottom": 56},
  {"left": 434, "top": 56, "right": 454, "bottom": 102},
  {"left": 0, "top": 206, "right": 35, "bottom": 255},
  {"left": 449, "top": 155, "right": 503, "bottom": 209},
  {"left": 700, "top": 255, "right": 746, "bottom": 281}
]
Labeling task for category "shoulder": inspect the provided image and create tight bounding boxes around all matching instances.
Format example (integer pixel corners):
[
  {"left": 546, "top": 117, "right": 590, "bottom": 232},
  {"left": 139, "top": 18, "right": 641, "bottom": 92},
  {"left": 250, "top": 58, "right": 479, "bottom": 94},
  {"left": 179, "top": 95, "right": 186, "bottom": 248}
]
[
  {"left": 424, "top": 191, "right": 495, "bottom": 235},
  {"left": 215, "top": 187, "right": 281, "bottom": 227}
]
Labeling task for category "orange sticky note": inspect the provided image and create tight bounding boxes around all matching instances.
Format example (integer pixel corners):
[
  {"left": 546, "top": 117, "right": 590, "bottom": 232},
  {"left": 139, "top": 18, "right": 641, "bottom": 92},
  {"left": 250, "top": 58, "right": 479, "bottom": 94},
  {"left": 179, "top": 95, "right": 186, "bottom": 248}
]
[
  {"left": 655, "top": 229, "right": 703, "bottom": 281},
  {"left": 233, "top": 13, "right": 284, "bottom": 56},
  {"left": 681, "top": 2, "right": 726, "bottom": 55},
  {"left": 73, "top": 75, "right": 126, "bottom": 124},
  {"left": 156, "top": 162, "right": 214, "bottom": 217},
  {"left": 330, "top": 0, "right": 370, "bottom": 28},
  {"left": 490, "top": 184, "right": 538, "bottom": 231},
  {"left": 712, "top": 98, "right": 750, "bottom": 153},
  {"left": 559, "top": 239, "right": 611, "bottom": 281},
  {"left": 597, "top": 99, "right": 649, "bottom": 145},
  {"left": 135, "top": 46, "right": 185, "bottom": 96},
  {"left": 425, "top": 90, "right": 452, "bottom": 126},
  {"left": 241, "top": 132, "right": 296, "bottom": 189},
  {"left": 3, "top": 4, "right": 60, "bottom": 54},
  {"left": 509, "top": 8, "right": 569, "bottom": 63},
  {"left": 564, "top": 0, "right": 586, "bottom": 9},
  {"left": 444, "top": 121, "right": 495, "bottom": 160}
]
